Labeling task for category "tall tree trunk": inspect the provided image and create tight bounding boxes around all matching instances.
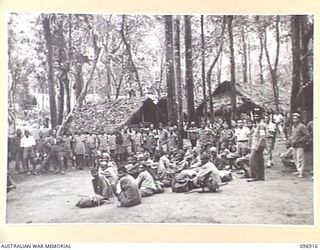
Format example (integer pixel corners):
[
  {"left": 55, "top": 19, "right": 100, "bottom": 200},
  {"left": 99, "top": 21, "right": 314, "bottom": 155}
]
[
  {"left": 256, "top": 16, "right": 264, "bottom": 85},
  {"left": 274, "top": 16, "right": 280, "bottom": 112},
  {"left": 241, "top": 24, "right": 248, "bottom": 84},
  {"left": 300, "top": 15, "right": 313, "bottom": 121},
  {"left": 157, "top": 51, "right": 164, "bottom": 99},
  {"left": 200, "top": 15, "right": 207, "bottom": 123},
  {"left": 247, "top": 34, "right": 252, "bottom": 84},
  {"left": 57, "top": 72, "right": 65, "bottom": 125},
  {"left": 43, "top": 15, "right": 58, "bottom": 128},
  {"left": 57, "top": 49, "right": 65, "bottom": 125},
  {"left": 290, "top": 15, "right": 301, "bottom": 113},
  {"left": 65, "top": 13, "right": 72, "bottom": 114},
  {"left": 263, "top": 15, "right": 280, "bottom": 112},
  {"left": 217, "top": 52, "right": 223, "bottom": 84},
  {"left": 184, "top": 15, "right": 196, "bottom": 125},
  {"left": 56, "top": 20, "right": 67, "bottom": 125},
  {"left": 174, "top": 16, "right": 183, "bottom": 149},
  {"left": 164, "top": 15, "right": 177, "bottom": 125},
  {"left": 103, "top": 20, "right": 112, "bottom": 100},
  {"left": 120, "top": 15, "right": 143, "bottom": 97},
  {"left": 227, "top": 15, "right": 237, "bottom": 120},
  {"left": 207, "top": 16, "right": 226, "bottom": 122}
]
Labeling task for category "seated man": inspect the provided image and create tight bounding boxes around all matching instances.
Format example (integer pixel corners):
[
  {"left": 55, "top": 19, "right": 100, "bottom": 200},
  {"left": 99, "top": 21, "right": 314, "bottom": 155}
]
[
  {"left": 156, "top": 152, "right": 175, "bottom": 187},
  {"left": 136, "top": 163, "right": 156, "bottom": 197},
  {"left": 125, "top": 155, "right": 140, "bottom": 179},
  {"left": 156, "top": 152, "right": 170, "bottom": 180},
  {"left": 172, "top": 150, "right": 189, "bottom": 173},
  {"left": 208, "top": 147, "right": 228, "bottom": 170},
  {"left": 194, "top": 153, "right": 222, "bottom": 192},
  {"left": 185, "top": 148, "right": 201, "bottom": 169},
  {"left": 225, "top": 145, "right": 240, "bottom": 170},
  {"left": 235, "top": 147, "right": 251, "bottom": 178},
  {"left": 280, "top": 145, "right": 295, "bottom": 172},
  {"left": 97, "top": 153, "right": 118, "bottom": 199},
  {"left": 116, "top": 167, "right": 141, "bottom": 207}
]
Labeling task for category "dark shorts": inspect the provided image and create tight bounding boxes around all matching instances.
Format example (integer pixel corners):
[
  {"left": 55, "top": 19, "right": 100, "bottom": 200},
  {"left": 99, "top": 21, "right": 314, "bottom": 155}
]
[
  {"left": 23, "top": 147, "right": 35, "bottom": 159},
  {"left": 51, "top": 150, "right": 65, "bottom": 161},
  {"left": 266, "top": 137, "right": 275, "bottom": 151}
]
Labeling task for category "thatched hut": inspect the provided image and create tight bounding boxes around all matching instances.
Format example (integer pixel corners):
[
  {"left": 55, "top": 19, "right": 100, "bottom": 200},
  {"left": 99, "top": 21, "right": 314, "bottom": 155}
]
[
  {"left": 66, "top": 97, "right": 166, "bottom": 133},
  {"left": 196, "top": 81, "right": 290, "bottom": 120}
]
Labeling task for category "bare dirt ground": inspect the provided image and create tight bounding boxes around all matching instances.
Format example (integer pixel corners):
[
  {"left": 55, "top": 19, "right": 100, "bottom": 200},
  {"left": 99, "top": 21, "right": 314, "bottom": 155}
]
[{"left": 6, "top": 141, "right": 314, "bottom": 224}]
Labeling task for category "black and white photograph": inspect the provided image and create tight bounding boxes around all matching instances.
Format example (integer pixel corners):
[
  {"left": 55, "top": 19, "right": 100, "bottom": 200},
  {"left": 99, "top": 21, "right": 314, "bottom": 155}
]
[{"left": 6, "top": 13, "right": 314, "bottom": 224}]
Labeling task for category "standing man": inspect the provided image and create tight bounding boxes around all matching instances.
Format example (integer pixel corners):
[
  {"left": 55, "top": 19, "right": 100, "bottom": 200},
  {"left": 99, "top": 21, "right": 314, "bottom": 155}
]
[
  {"left": 198, "top": 123, "right": 213, "bottom": 153},
  {"left": 108, "top": 132, "right": 117, "bottom": 159},
  {"left": 211, "top": 119, "right": 221, "bottom": 148},
  {"left": 248, "top": 110, "right": 267, "bottom": 182},
  {"left": 273, "top": 111, "right": 284, "bottom": 140},
  {"left": 149, "top": 124, "right": 159, "bottom": 156},
  {"left": 185, "top": 121, "right": 199, "bottom": 149},
  {"left": 115, "top": 131, "right": 125, "bottom": 162},
  {"left": 284, "top": 112, "right": 291, "bottom": 141},
  {"left": 290, "top": 113, "right": 310, "bottom": 178},
  {"left": 72, "top": 130, "right": 86, "bottom": 170},
  {"left": 20, "top": 130, "right": 37, "bottom": 175},
  {"left": 264, "top": 114, "right": 277, "bottom": 168},
  {"left": 98, "top": 130, "right": 110, "bottom": 154},
  {"left": 142, "top": 128, "right": 152, "bottom": 155},
  {"left": 37, "top": 129, "right": 66, "bottom": 175},
  {"left": 234, "top": 120, "right": 251, "bottom": 157},
  {"left": 246, "top": 120, "right": 254, "bottom": 149},
  {"left": 219, "top": 121, "right": 234, "bottom": 153},
  {"left": 62, "top": 132, "right": 74, "bottom": 170},
  {"left": 122, "top": 126, "right": 133, "bottom": 160},
  {"left": 132, "top": 128, "right": 143, "bottom": 154},
  {"left": 35, "top": 131, "right": 47, "bottom": 165},
  {"left": 85, "top": 131, "right": 98, "bottom": 168},
  {"left": 11, "top": 129, "right": 24, "bottom": 174},
  {"left": 168, "top": 126, "right": 178, "bottom": 150},
  {"left": 158, "top": 123, "right": 170, "bottom": 154}
]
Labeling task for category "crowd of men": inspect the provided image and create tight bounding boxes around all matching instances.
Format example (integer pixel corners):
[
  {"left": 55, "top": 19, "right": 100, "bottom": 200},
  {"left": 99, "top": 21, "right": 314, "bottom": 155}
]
[{"left": 8, "top": 108, "right": 313, "bottom": 207}]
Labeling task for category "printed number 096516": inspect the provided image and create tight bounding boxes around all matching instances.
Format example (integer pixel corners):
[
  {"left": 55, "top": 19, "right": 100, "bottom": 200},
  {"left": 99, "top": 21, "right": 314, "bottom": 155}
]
[{"left": 300, "top": 244, "right": 318, "bottom": 248}]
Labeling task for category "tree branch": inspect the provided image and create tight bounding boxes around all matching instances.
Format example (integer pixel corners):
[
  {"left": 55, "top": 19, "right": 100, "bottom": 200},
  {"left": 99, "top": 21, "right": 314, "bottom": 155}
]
[
  {"left": 207, "top": 16, "right": 227, "bottom": 81},
  {"left": 57, "top": 29, "right": 101, "bottom": 136},
  {"left": 206, "top": 15, "right": 226, "bottom": 121},
  {"left": 120, "top": 15, "right": 143, "bottom": 97},
  {"left": 274, "top": 15, "right": 280, "bottom": 73}
]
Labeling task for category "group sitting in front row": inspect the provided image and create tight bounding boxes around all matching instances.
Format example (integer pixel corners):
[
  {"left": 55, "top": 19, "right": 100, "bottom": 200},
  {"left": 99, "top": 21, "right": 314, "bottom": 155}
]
[{"left": 91, "top": 144, "right": 236, "bottom": 207}]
